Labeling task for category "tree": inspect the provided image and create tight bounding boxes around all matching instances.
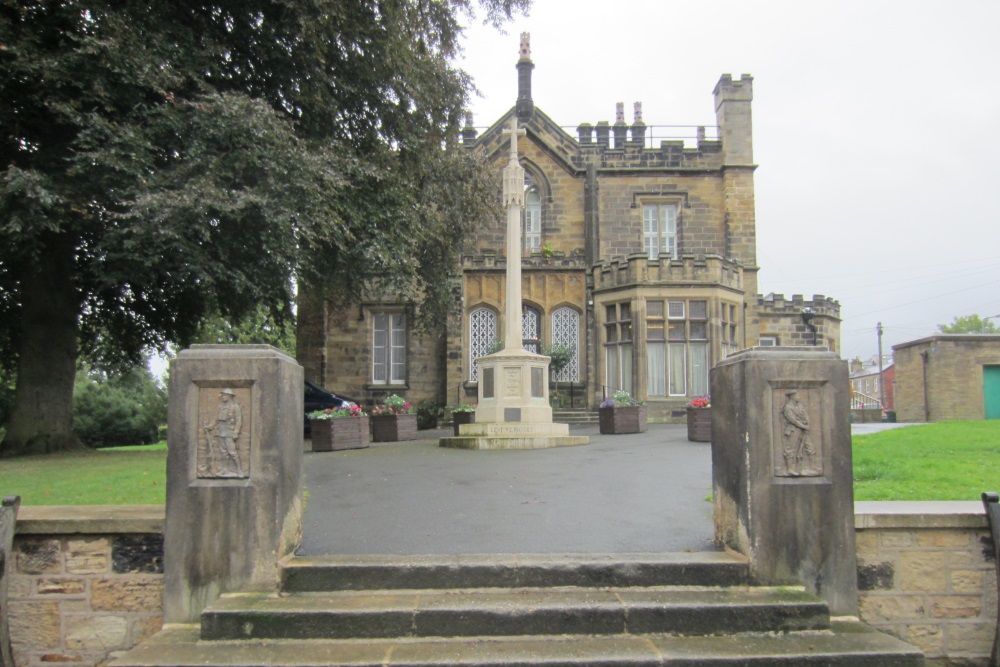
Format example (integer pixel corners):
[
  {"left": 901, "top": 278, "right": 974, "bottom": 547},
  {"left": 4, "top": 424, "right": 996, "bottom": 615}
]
[
  {"left": 938, "top": 314, "right": 1000, "bottom": 334},
  {"left": 72, "top": 366, "right": 167, "bottom": 448},
  {"left": 0, "top": 0, "right": 526, "bottom": 457}
]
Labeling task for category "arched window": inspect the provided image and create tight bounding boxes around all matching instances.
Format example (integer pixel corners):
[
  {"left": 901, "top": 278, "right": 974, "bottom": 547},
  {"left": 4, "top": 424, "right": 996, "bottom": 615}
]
[
  {"left": 469, "top": 307, "right": 497, "bottom": 382},
  {"left": 524, "top": 187, "right": 541, "bottom": 252},
  {"left": 522, "top": 305, "right": 540, "bottom": 354},
  {"left": 552, "top": 307, "right": 580, "bottom": 382}
]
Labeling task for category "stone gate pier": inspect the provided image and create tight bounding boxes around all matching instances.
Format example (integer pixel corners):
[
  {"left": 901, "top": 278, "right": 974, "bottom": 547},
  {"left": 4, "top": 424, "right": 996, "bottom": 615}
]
[
  {"left": 163, "top": 344, "right": 303, "bottom": 623},
  {"left": 711, "top": 347, "right": 858, "bottom": 616}
]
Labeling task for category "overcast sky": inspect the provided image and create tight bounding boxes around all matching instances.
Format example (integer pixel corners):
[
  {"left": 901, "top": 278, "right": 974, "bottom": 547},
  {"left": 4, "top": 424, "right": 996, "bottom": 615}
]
[{"left": 455, "top": 0, "right": 1000, "bottom": 363}]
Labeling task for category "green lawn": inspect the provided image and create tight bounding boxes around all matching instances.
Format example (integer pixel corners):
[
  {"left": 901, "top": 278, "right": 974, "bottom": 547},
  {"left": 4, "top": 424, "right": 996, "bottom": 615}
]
[
  {"left": 853, "top": 421, "right": 1000, "bottom": 501},
  {"left": 2, "top": 422, "right": 998, "bottom": 505},
  {"left": 0, "top": 443, "right": 167, "bottom": 506}
]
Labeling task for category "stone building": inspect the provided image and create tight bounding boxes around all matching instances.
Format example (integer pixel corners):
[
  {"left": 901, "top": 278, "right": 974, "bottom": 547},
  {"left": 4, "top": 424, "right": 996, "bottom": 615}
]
[
  {"left": 893, "top": 334, "right": 1000, "bottom": 422},
  {"left": 297, "top": 35, "right": 840, "bottom": 421}
]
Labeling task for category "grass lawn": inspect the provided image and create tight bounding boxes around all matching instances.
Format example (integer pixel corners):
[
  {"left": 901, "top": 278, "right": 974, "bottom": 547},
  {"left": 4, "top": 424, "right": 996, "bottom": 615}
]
[
  {"left": 2, "top": 421, "right": 998, "bottom": 504},
  {"left": 853, "top": 421, "right": 1000, "bottom": 501},
  {"left": 0, "top": 443, "right": 167, "bottom": 506}
]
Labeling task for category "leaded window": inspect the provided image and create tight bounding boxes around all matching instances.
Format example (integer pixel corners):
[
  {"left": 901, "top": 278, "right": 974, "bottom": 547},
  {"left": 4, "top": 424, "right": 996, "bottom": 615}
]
[
  {"left": 522, "top": 305, "right": 540, "bottom": 353},
  {"left": 552, "top": 307, "right": 580, "bottom": 382},
  {"left": 469, "top": 307, "right": 497, "bottom": 382}
]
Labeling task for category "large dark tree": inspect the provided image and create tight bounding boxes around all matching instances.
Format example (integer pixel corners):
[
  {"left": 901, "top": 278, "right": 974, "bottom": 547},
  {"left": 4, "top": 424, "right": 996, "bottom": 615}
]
[{"left": 0, "top": 0, "right": 524, "bottom": 457}]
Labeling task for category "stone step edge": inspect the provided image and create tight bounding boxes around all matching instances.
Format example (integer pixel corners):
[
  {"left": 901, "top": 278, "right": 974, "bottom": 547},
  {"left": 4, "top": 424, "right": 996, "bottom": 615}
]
[
  {"left": 200, "top": 587, "right": 831, "bottom": 641},
  {"left": 281, "top": 551, "right": 750, "bottom": 592},
  {"left": 110, "top": 622, "right": 924, "bottom": 667}
]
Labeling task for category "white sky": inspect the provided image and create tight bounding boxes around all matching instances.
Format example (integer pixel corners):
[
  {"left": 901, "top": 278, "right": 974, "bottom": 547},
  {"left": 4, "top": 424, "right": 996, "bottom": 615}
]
[{"left": 456, "top": 0, "right": 1000, "bottom": 362}]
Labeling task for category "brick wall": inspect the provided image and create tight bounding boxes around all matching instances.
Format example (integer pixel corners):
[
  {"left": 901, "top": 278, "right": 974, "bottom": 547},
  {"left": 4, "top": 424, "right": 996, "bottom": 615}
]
[
  {"left": 9, "top": 507, "right": 164, "bottom": 667},
  {"left": 855, "top": 502, "right": 996, "bottom": 666}
]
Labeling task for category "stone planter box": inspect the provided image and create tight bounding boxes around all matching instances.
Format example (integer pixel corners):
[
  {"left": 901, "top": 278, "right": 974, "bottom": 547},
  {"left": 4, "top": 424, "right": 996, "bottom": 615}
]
[
  {"left": 371, "top": 413, "right": 418, "bottom": 442},
  {"left": 311, "top": 416, "right": 370, "bottom": 451},
  {"left": 452, "top": 411, "right": 475, "bottom": 436},
  {"left": 686, "top": 407, "right": 711, "bottom": 442},
  {"left": 599, "top": 405, "right": 647, "bottom": 434}
]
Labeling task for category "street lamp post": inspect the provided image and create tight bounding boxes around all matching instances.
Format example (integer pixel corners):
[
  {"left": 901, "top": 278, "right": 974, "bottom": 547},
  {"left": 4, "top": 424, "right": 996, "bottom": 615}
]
[{"left": 982, "top": 315, "right": 1000, "bottom": 334}]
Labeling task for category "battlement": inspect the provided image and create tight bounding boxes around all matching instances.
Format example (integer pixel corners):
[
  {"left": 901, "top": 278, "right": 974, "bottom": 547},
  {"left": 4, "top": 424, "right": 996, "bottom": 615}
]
[
  {"left": 593, "top": 253, "right": 744, "bottom": 292},
  {"left": 713, "top": 73, "right": 754, "bottom": 104},
  {"left": 461, "top": 251, "right": 588, "bottom": 272},
  {"left": 757, "top": 293, "right": 841, "bottom": 318}
]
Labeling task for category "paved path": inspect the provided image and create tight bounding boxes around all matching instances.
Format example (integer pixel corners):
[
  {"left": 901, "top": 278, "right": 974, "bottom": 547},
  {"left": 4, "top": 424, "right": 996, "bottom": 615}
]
[
  {"left": 299, "top": 423, "right": 717, "bottom": 555},
  {"left": 298, "top": 421, "right": 925, "bottom": 556}
]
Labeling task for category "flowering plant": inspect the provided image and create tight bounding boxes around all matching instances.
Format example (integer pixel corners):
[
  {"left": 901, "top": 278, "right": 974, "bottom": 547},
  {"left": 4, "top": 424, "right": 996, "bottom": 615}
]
[
  {"left": 600, "top": 390, "right": 643, "bottom": 408},
  {"left": 309, "top": 404, "right": 366, "bottom": 419},
  {"left": 452, "top": 404, "right": 477, "bottom": 413},
  {"left": 371, "top": 394, "right": 414, "bottom": 416},
  {"left": 689, "top": 396, "right": 711, "bottom": 409}
]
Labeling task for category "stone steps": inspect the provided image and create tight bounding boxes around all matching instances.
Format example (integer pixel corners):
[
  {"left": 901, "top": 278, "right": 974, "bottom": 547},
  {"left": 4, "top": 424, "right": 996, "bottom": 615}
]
[
  {"left": 111, "top": 553, "right": 924, "bottom": 667},
  {"left": 113, "top": 621, "right": 924, "bottom": 666},
  {"left": 281, "top": 553, "right": 750, "bottom": 591},
  {"left": 553, "top": 409, "right": 598, "bottom": 424},
  {"left": 200, "top": 586, "right": 830, "bottom": 641}
]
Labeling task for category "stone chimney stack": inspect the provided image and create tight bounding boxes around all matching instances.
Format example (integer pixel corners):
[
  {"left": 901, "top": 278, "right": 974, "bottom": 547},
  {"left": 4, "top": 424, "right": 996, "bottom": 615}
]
[{"left": 516, "top": 32, "right": 535, "bottom": 121}]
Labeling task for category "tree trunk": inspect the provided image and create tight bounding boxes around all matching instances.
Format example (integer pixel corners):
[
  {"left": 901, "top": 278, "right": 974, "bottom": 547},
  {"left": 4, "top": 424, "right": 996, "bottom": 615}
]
[{"left": 1, "top": 234, "right": 86, "bottom": 457}]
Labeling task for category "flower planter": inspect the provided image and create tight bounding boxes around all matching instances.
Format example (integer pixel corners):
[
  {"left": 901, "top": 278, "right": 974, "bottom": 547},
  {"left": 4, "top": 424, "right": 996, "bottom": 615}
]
[
  {"left": 452, "top": 411, "right": 475, "bottom": 436},
  {"left": 371, "top": 413, "right": 418, "bottom": 442},
  {"left": 599, "top": 405, "right": 647, "bottom": 434},
  {"left": 311, "top": 416, "right": 370, "bottom": 452},
  {"left": 686, "top": 407, "right": 711, "bottom": 442}
]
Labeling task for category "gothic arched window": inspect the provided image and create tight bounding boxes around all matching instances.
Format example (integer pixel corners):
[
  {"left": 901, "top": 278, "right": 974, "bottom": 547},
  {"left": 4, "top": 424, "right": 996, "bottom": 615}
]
[
  {"left": 552, "top": 307, "right": 580, "bottom": 382},
  {"left": 469, "top": 307, "right": 497, "bottom": 382}
]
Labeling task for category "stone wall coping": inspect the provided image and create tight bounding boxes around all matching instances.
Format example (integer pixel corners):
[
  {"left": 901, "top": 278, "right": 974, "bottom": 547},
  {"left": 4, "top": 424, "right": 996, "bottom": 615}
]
[
  {"left": 10, "top": 502, "right": 988, "bottom": 534},
  {"left": 855, "top": 500, "right": 987, "bottom": 529},
  {"left": 15, "top": 504, "right": 165, "bottom": 534}
]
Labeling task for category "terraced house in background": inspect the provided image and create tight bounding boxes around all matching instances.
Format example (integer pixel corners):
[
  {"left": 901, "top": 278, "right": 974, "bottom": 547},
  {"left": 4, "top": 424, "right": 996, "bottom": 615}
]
[{"left": 297, "top": 35, "right": 841, "bottom": 421}]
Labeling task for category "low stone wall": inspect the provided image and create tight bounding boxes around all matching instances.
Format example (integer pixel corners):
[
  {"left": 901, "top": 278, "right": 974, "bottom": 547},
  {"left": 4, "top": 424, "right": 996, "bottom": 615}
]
[
  {"left": 7, "top": 503, "right": 997, "bottom": 666},
  {"left": 9, "top": 506, "right": 165, "bottom": 667},
  {"left": 855, "top": 501, "right": 996, "bottom": 666}
]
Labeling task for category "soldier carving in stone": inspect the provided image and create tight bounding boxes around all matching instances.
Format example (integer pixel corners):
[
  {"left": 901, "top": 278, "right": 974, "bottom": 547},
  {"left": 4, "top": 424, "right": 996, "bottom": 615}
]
[
  {"left": 781, "top": 389, "right": 814, "bottom": 476},
  {"left": 203, "top": 388, "right": 245, "bottom": 478}
]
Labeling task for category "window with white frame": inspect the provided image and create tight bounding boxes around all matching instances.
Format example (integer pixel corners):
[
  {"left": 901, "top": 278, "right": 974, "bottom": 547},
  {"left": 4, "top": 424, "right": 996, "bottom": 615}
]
[
  {"left": 642, "top": 203, "right": 677, "bottom": 261},
  {"left": 758, "top": 335, "right": 778, "bottom": 347},
  {"left": 372, "top": 311, "right": 406, "bottom": 385},
  {"left": 469, "top": 307, "right": 497, "bottom": 382},
  {"left": 524, "top": 187, "right": 541, "bottom": 253},
  {"left": 604, "top": 303, "right": 633, "bottom": 393},
  {"left": 647, "top": 299, "right": 709, "bottom": 397},
  {"left": 722, "top": 303, "right": 740, "bottom": 356},
  {"left": 552, "top": 307, "right": 580, "bottom": 382}
]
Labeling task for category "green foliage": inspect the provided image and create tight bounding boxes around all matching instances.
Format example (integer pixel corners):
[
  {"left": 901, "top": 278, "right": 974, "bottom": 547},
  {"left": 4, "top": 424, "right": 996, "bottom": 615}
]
[
  {"left": 938, "top": 314, "right": 999, "bottom": 334},
  {"left": 192, "top": 305, "right": 296, "bottom": 356},
  {"left": 416, "top": 400, "right": 446, "bottom": 430},
  {"left": 72, "top": 367, "right": 167, "bottom": 448},
  {"left": 853, "top": 421, "right": 1000, "bottom": 500},
  {"left": 0, "top": 0, "right": 528, "bottom": 454},
  {"left": 541, "top": 342, "right": 574, "bottom": 376}
]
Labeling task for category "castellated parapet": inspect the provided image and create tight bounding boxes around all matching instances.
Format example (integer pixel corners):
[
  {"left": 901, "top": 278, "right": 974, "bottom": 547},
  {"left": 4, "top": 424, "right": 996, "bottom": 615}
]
[
  {"left": 756, "top": 293, "right": 841, "bottom": 318},
  {"left": 593, "top": 254, "right": 744, "bottom": 291}
]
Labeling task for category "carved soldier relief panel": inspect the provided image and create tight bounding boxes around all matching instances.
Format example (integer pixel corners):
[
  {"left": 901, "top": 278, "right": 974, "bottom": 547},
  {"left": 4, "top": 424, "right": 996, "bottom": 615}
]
[
  {"left": 772, "top": 387, "right": 823, "bottom": 478},
  {"left": 196, "top": 385, "right": 252, "bottom": 479}
]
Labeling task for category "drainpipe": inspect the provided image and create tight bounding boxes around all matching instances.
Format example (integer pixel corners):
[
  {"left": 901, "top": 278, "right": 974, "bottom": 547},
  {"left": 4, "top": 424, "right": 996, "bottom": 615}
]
[{"left": 920, "top": 350, "right": 930, "bottom": 422}]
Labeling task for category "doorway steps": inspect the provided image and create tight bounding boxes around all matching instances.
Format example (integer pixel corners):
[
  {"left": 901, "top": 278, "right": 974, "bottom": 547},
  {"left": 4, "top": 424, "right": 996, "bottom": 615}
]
[
  {"left": 553, "top": 408, "right": 599, "bottom": 425},
  {"left": 111, "top": 552, "right": 924, "bottom": 666}
]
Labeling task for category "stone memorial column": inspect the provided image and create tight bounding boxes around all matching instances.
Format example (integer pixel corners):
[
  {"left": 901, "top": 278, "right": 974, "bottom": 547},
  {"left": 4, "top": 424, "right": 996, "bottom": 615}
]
[
  {"left": 711, "top": 347, "right": 858, "bottom": 616},
  {"left": 163, "top": 344, "right": 303, "bottom": 623}
]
